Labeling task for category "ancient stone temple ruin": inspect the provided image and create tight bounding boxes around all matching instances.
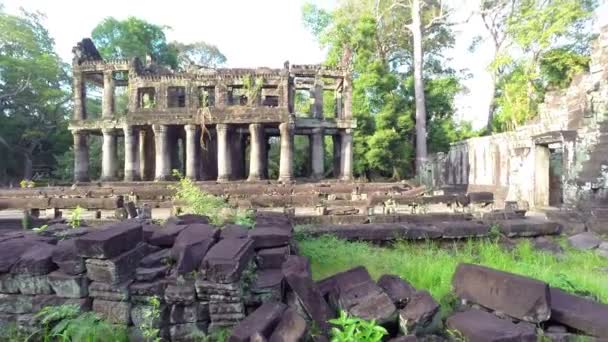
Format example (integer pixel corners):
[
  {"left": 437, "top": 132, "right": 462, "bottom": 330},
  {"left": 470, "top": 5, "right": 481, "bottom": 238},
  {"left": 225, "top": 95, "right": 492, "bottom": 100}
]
[{"left": 69, "top": 38, "right": 356, "bottom": 183}]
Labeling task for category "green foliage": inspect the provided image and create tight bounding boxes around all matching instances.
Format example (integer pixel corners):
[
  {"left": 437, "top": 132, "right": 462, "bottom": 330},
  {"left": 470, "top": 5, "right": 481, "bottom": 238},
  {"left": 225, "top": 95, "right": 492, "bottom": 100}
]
[
  {"left": 21, "top": 211, "right": 32, "bottom": 230},
  {"left": 242, "top": 75, "right": 264, "bottom": 105},
  {"left": 171, "top": 170, "right": 254, "bottom": 227},
  {"left": 329, "top": 310, "right": 388, "bottom": 342},
  {"left": 298, "top": 235, "right": 608, "bottom": 318},
  {"left": 139, "top": 296, "right": 162, "bottom": 342},
  {"left": 69, "top": 206, "right": 83, "bottom": 229},
  {"left": 33, "top": 224, "right": 49, "bottom": 233},
  {"left": 540, "top": 48, "right": 590, "bottom": 89},
  {"left": 32, "top": 304, "right": 128, "bottom": 342}
]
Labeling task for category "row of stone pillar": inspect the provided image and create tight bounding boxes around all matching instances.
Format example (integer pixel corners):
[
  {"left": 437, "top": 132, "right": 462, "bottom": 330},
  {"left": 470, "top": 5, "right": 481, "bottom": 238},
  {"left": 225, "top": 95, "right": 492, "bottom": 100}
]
[{"left": 73, "top": 124, "right": 353, "bottom": 183}]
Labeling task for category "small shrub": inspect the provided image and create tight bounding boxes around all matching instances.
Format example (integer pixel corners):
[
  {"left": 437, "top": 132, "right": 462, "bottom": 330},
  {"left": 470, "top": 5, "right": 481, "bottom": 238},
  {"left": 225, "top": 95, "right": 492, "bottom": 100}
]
[
  {"left": 139, "top": 296, "right": 162, "bottom": 342},
  {"left": 20, "top": 179, "right": 35, "bottom": 188},
  {"left": 69, "top": 206, "right": 84, "bottom": 229},
  {"left": 33, "top": 224, "right": 49, "bottom": 233},
  {"left": 329, "top": 310, "right": 387, "bottom": 342}
]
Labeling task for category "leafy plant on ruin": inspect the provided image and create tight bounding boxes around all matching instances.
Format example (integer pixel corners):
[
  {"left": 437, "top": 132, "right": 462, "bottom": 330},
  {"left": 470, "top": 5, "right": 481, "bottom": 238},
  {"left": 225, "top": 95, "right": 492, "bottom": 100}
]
[
  {"left": 69, "top": 206, "right": 84, "bottom": 229},
  {"left": 139, "top": 296, "right": 162, "bottom": 342},
  {"left": 170, "top": 170, "right": 254, "bottom": 227},
  {"left": 33, "top": 224, "right": 49, "bottom": 234},
  {"left": 30, "top": 304, "right": 128, "bottom": 342},
  {"left": 329, "top": 310, "right": 387, "bottom": 342},
  {"left": 242, "top": 75, "right": 264, "bottom": 106}
]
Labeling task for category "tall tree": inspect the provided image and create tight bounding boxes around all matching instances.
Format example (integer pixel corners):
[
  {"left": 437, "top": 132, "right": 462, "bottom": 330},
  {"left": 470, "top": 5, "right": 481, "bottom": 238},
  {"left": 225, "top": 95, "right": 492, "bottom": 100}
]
[
  {"left": 0, "top": 8, "right": 70, "bottom": 182},
  {"left": 171, "top": 41, "right": 227, "bottom": 71}
]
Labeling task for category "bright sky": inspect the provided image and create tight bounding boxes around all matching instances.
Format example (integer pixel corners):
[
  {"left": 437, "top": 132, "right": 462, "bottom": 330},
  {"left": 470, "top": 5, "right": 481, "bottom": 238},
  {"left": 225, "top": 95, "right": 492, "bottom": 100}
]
[{"left": 3, "top": 0, "right": 608, "bottom": 128}]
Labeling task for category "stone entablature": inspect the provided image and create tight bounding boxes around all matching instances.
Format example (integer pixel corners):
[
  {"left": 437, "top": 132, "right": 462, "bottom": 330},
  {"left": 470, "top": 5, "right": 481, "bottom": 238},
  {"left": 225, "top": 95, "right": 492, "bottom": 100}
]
[
  {"left": 423, "top": 25, "right": 608, "bottom": 209},
  {"left": 68, "top": 39, "right": 356, "bottom": 183}
]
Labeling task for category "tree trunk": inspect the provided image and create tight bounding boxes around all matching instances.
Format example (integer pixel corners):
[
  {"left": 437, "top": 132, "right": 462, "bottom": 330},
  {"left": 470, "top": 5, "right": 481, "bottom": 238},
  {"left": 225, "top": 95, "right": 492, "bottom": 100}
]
[
  {"left": 486, "top": 74, "right": 497, "bottom": 132},
  {"left": 23, "top": 153, "right": 33, "bottom": 181},
  {"left": 412, "top": 0, "right": 428, "bottom": 176}
]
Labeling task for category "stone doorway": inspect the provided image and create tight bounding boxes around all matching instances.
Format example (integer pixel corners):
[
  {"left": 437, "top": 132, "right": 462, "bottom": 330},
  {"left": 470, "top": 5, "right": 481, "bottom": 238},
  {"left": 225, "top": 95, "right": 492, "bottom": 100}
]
[{"left": 534, "top": 143, "right": 564, "bottom": 208}]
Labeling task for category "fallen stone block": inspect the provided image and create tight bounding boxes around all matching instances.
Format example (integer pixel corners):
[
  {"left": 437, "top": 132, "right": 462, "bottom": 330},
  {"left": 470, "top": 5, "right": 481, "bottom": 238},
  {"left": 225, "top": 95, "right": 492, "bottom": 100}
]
[
  {"left": 147, "top": 224, "right": 187, "bottom": 247},
  {"left": 248, "top": 227, "right": 292, "bottom": 249},
  {"left": 194, "top": 278, "right": 242, "bottom": 301},
  {"left": 130, "top": 280, "right": 168, "bottom": 303},
  {"left": 140, "top": 248, "right": 172, "bottom": 268},
  {"left": 256, "top": 246, "right": 289, "bottom": 270},
  {"left": 549, "top": 287, "right": 608, "bottom": 337},
  {"left": 171, "top": 225, "right": 218, "bottom": 275},
  {"left": 229, "top": 302, "right": 287, "bottom": 342},
  {"left": 250, "top": 269, "right": 284, "bottom": 304},
  {"left": 0, "top": 273, "right": 19, "bottom": 294},
  {"left": 52, "top": 239, "right": 86, "bottom": 275},
  {"left": 48, "top": 271, "right": 88, "bottom": 298},
  {"left": 337, "top": 280, "right": 396, "bottom": 324},
  {"left": 14, "top": 274, "right": 53, "bottom": 295},
  {"left": 282, "top": 255, "right": 333, "bottom": 332},
  {"left": 169, "top": 322, "right": 208, "bottom": 341},
  {"left": 75, "top": 220, "right": 143, "bottom": 258},
  {"left": 165, "top": 281, "right": 196, "bottom": 305},
  {"left": 568, "top": 232, "right": 602, "bottom": 250},
  {"left": 142, "top": 222, "right": 161, "bottom": 242},
  {"left": 496, "top": 218, "right": 562, "bottom": 237},
  {"left": 210, "top": 302, "right": 245, "bottom": 315},
  {"left": 92, "top": 299, "right": 131, "bottom": 325},
  {"left": 201, "top": 238, "right": 255, "bottom": 283},
  {"left": 135, "top": 265, "right": 169, "bottom": 282},
  {"left": 220, "top": 224, "right": 250, "bottom": 239},
  {"left": 268, "top": 308, "right": 307, "bottom": 342},
  {"left": 89, "top": 280, "right": 131, "bottom": 301},
  {"left": 11, "top": 243, "right": 56, "bottom": 275},
  {"left": 453, "top": 264, "right": 550, "bottom": 323},
  {"left": 446, "top": 309, "right": 537, "bottom": 342},
  {"left": 398, "top": 291, "right": 440, "bottom": 334},
  {"left": 166, "top": 214, "right": 210, "bottom": 225},
  {"left": 86, "top": 243, "right": 147, "bottom": 285},
  {"left": 438, "top": 221, "right": 490, "bottom": 239},
  {"left": 0, "top": 294, "right": 90, "bottom": 314},
  {"left": 378, "top": 274, "right": 416, "bottom": 308}
]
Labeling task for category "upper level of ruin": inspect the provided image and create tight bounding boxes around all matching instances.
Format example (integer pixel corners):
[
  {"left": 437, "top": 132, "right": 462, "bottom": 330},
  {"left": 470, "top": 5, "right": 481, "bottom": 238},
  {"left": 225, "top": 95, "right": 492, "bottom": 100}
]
[{"left": 69, "top": 38, "right": 356, "bottom": 133}]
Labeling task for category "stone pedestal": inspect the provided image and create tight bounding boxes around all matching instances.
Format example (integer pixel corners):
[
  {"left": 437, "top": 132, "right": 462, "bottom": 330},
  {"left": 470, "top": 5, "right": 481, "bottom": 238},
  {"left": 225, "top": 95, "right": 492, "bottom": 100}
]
[
  {"left": 101, "top": 129, "right": 118, "bottom": 182},
  {"left": 216, "top": 124, "right": 232, "bottom": 182},
  {"left": 311, "top": 128, "right": 324, "bottom": 180},
  {"left": 185, "top": 125, "right": 198, "bottom": 180},
  {"left": 124, "top": 126, "right": 139, "bottom": 181},
  {"left": 340, "top": 129, "right": 353, "bottom": 181},
  {"left": 153, "top": 125, "right": 171, "bottom": 181},
  {"left": 278, "top": 122, "right": 294, "bottom": 183},
  {"left": 248, "top": 124, "right": 265, "bottom": 181},
  {"left": 73, "top": 131, "right": 89, "bottom": 183},
  {"left": 102, "top": 70, "right": 114, "bottom": 119}
]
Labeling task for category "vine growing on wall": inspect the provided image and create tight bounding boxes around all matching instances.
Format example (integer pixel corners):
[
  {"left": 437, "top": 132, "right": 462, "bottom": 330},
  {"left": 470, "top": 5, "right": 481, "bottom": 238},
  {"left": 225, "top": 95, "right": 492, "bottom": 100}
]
[{"left": 243, "top": 75, "right": 264, "bottom": 106}]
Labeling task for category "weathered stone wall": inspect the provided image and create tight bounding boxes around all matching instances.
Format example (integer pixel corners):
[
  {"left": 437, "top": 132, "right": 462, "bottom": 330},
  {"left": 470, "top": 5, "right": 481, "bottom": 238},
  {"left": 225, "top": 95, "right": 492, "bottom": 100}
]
[{"left": 424, "top": 25, "right": 608, "bottom": 210}]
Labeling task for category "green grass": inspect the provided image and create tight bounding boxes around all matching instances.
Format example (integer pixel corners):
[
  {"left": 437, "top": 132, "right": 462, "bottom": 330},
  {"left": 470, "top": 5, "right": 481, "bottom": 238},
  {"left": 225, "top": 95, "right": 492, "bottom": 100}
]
[{"left": 297, "top": 234, "right": 608, "bottom": 315}]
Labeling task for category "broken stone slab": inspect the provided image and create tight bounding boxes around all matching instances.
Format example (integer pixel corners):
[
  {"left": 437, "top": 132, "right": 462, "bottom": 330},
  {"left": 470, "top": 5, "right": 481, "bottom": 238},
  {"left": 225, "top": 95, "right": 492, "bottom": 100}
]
[
  {"left": 169, "top": 322, "right": 208, "bottom": 341},
  {"left": 140, "top": 248, "right": 172, "bottom": 268},
  {"left": 142, "top": 222, "right": 161, "bottom": 242},
  {"left": 446, "top": 309, "right": 537, "bottom": 342},
  {"left": 10, "top": 242, "right": 56, "bottom": 276},
  {"left": 135, "top": 265, "right": 169, "bottom": 282},
  {"left": 495, "top": 218, "right": 562, "bottom": 237},
  {"left": 48, "top": 271, "right": 88, "bottom": 298},
  {"left": 378, "top": 274, "right": 416, "bottom": 309},
  {"left": 220, "top": 224, "right": 250, "bottom": 239},
  {"left": 248, "top": 227, "right": 292, "bottom": 249},
  {"left": 201, "top": 238, "right": 255, "bottom": 283},
  {"left": 129, "top": 280, "right": 168, "bottom": 303},
  {"left": 268, "top": 308, "right": 308, "bottom": 342},
  {"left": 169, "top": 302, "right": 209, "bottom": 324},
  {"left": 14, "top": 274, "right": 53, "bottom": 295},
  {"left": 0, "top": 238, "right": 49, "bottom": 273},
  {"left": 75, "top": 220, "right": 143, "bottom": 258},
  {"left": 398, "top": 291, "right": 440, "bottom": 335},
  {"left": 164, "top": 281, "right": 196, "bottom": 305},
  {"left": 549, "top": 287, "right": 608, "bottom": 337},
  {"left": 318, "top": 266, "right": 374, "bottom": 309},
  {"left": 89, "top": 280, "right": 131, "bottom": 301},
  {"left": 568, "top": 232, "right": 602, "bottom": 250},
  {"left": 453, "top": 263, "right": 551, "bottom": 323},
  {"left": 282, "top": 255, "right": 334, "bottom": 332},
  {"left": 0, "top": 273, "right": 19, "bottom": 294},
  {"left": 438, "top": 221, "right": 490, "bottom": 239},
  {"left": 86, "top": 242, "right": 147, "bottom": 285},
  {"left": 256, "top": 246, "right": 289, "bottom": 270},
  {"left": 171, "top": 225, "right": 218, "bottom": 275},
  {"left": 337, "top": 280, "right": 397, "bottom": 324},
  {"left": 166, "top": 214, "right": 210, "bottom": 225},
  {"left": 92, "top": 299, "right": 131, "bottom": 325},
  {"left": 229, "top": 302, "right": 287, "bottom": 342},
  {"left": 171, "top": 224, "right": 219, "bottom": 257},
  {"left": 249, "top": 269, "right": 284, "bottom": 304},
  {"left": 147, "top": 224, "right": 187, "bottom": 247},
  {"left": 52, "top": 239, "right": 86, "bottom": 275}
]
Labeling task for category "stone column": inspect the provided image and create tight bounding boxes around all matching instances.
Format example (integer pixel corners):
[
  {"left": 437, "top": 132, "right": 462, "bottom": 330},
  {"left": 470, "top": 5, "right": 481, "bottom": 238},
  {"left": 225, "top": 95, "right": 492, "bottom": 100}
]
[
  {"left": 335, "top": 89, "right": 343, "bottom": 119},
  {"left": 312, "top": 76, "right": 324, "bottom": 119},
  {"left": 73, "top": 71, "right": 85, "bottom": 120},
  {"left": 102, "top": 70, "right": 114, "bottom": 119},
  {"left": 340, "top": 129, "right": 353, "bottom": 181},
  {"left": 248, "top": 123, "right": 265, "bottom": 181},
  {"left": 153, "top": 124, "right": 170, "bottom": 181},
  {"left": 101, "top": 128, "right": 118, "bottom": 181},
  {"left": 185, "top": 124, "right": 198, "bottom": 180},
  {"left": 343, "top": 74, "right": 353, "bottom": 119},
  {"left": 123, "top": 125, "right": 139, "bottom": 181},
  {"left": 311, "top": 128, "right": 324, "bottom": 180},
  {"left": 216, "top": 124, "right": 232, "bottom": 182},
  {"left": 139, "top": 129, "right": 147, "bottom": 180},
  {"left": 333, "top": 134, "right": 342, "bottom": 178},
  {"left": 278, "top": 122, "right": 294, "bottom": 182},
  {"left": 73, "top": 131, "right": 89, "bottom": 182}
]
